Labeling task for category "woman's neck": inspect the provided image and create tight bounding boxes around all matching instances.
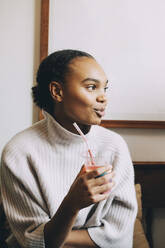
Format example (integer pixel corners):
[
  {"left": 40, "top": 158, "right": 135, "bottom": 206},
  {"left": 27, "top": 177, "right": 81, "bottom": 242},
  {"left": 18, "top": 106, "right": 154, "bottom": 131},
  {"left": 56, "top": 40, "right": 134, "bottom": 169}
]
[{"left": 51, "top": 111, "right": 91, "bottom": 135}]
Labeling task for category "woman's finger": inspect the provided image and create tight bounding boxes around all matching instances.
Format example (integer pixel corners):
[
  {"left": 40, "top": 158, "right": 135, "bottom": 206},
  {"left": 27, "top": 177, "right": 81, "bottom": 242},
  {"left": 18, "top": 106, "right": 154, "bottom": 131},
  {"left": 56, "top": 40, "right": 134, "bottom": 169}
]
[
  {"left": 90, "top": 190, "right": 112, "bottom": 203},
  {"left": 94, "top": 171, "right": 115, "bottom": 186},
  {"left": 93, "top": 180, "right": 115, "bottom": 195}
]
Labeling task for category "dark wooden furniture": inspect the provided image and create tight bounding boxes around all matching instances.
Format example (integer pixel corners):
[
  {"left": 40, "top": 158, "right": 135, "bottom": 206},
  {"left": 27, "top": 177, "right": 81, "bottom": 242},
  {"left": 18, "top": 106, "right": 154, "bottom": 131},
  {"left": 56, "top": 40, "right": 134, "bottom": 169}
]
[
  {"left": 134, "top": 162, "right": 165, "bottom": 248},
  {"left": 134, "top": 162, "right": 165, "bottom": 208}
]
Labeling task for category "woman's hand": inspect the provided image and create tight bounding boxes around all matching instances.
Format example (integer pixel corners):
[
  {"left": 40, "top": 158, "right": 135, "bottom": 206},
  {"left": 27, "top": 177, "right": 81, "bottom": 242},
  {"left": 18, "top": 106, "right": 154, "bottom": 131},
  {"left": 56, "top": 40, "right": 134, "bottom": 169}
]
[
  {"left": 65, "top": 165, "right": 115, "bottom": 212},
  {"left": 44, "top": 165, "right": 114, "bottom": 248}
]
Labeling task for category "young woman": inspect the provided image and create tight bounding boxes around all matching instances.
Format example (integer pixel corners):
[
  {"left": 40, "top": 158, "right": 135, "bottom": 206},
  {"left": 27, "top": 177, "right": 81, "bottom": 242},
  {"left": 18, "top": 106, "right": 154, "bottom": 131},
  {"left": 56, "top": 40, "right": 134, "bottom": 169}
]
[{"left": 0, "top": 50, "right": 137, "bottom": 248}]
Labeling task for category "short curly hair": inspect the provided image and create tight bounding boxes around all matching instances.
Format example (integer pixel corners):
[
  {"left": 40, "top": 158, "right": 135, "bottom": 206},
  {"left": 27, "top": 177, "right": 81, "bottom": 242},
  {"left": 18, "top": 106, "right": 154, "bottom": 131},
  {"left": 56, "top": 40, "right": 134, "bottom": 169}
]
[{"left": 32, "top": 49, "right": 94, "bottom": 113}]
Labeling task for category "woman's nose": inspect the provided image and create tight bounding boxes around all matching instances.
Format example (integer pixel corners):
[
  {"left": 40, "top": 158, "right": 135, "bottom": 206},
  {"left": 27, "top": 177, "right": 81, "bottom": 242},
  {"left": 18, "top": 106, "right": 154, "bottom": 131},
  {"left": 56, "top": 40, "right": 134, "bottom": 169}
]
[{"left": 96, "top": 92, "right": 107, "bottom": 103}]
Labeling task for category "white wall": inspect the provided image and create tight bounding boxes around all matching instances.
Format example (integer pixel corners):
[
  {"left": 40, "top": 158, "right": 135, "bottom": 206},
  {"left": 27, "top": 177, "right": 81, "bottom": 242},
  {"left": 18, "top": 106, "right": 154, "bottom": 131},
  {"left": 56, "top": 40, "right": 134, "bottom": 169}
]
[
  {"left": 112, "top": 128, "right": 165, "bottom": 162},
  {"left": 0, "top": 0, "right": 40, "bottom": 155}
]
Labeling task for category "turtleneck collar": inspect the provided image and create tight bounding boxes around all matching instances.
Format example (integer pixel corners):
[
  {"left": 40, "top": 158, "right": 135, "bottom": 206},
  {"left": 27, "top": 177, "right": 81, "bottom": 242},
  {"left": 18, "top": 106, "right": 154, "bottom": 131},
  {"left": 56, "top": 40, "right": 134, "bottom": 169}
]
[{"left": 43, "top": 110, "right": 94, "bottom": 145}]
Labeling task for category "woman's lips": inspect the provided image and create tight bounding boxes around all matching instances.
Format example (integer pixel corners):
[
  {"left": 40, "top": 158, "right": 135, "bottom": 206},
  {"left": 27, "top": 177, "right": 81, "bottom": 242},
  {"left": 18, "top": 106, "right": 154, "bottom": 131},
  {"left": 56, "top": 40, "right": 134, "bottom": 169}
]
[{"left": 94, "top": 109, "right": 105, "bottom": 118}]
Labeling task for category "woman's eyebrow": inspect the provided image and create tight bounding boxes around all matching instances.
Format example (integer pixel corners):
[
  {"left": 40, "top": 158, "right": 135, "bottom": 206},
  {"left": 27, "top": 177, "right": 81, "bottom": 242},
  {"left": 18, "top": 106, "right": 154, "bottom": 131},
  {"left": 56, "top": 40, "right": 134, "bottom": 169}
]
[{"left": 82, "top": 78, "right": 109, "bottom": 84}]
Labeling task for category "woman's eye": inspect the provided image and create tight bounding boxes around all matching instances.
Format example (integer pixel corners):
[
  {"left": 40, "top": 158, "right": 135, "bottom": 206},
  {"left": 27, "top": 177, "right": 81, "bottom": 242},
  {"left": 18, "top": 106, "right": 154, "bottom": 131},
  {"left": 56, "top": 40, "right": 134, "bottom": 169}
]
[
  {"left": 104, "top": 86, "right": 109, "bottom": 92},
  {"left": 87, "top": 85, "right": 96, "bottom": 90}
]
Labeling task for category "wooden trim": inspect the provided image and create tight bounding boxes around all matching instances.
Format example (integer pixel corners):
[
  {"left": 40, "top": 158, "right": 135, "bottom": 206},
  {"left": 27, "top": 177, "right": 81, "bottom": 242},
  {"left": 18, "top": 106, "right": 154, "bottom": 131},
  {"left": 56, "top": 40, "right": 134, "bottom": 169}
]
[
  {"left": 133, "top": 161, "right": 165, "bottom": 165},
  {"left": 39, "top": 0, "right": 49, "bottom": 120},
  {"left": 133, "top": 161, "right": 165, "bottom": 170},
  {"left": 101, "top": 120, "right": 165, "bottom": 129},
  {"left": 40, "top": 0, "right": 49, "bottom": 62}
]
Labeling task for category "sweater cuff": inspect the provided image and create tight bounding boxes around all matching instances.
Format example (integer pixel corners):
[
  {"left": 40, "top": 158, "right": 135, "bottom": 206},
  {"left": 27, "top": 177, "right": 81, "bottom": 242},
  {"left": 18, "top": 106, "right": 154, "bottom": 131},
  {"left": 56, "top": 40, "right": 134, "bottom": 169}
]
[
  {"left": 24, "top": 223, "right": 46, "bottom": 248},
  {"left": 87, "top": 226, "right": 133, "bottom": 248}
]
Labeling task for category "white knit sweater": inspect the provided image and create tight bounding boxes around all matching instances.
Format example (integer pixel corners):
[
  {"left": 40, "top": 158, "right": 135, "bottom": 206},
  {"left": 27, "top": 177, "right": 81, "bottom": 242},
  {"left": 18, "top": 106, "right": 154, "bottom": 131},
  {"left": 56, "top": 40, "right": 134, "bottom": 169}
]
[{"left": 0, "top": 111, "right": 137, "bottom": 248}]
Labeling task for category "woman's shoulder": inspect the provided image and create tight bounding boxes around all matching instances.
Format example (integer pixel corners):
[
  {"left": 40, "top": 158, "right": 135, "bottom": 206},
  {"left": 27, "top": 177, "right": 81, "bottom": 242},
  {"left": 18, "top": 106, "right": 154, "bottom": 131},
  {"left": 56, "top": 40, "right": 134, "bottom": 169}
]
[
  {"left": 2, "top": 119, "right": 47, "bottom": 157},
  {"left": 91, "top": 125, "right": 130, "bottom": 156},
  {"left": 93, "top": 125, "right": 126, "bottom": 144}
]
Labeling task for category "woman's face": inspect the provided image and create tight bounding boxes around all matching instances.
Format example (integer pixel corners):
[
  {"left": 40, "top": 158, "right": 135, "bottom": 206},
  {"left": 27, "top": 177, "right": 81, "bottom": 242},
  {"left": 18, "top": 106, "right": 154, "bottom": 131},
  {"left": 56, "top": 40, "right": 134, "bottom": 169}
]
[{"left": 54, "top": 57, "right": 108, "bottom": 131}]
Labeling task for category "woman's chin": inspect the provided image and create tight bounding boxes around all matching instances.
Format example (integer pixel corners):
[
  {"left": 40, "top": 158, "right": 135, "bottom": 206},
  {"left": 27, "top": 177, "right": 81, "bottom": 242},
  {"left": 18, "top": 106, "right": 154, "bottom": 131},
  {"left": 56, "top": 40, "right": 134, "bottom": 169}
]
[
  {"left": 89, "top": 117, "right": 102, "bottom": 125},
  {"left": 75, "top": 116, "right": 102, "bottom": 126}
]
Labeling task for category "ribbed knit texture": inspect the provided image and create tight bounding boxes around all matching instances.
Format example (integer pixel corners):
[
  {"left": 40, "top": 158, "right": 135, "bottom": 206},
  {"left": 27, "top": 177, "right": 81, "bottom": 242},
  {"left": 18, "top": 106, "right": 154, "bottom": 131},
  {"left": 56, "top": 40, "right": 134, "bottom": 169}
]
[{"left": 0, "top": 111, "right": 137, "bottom": 248}]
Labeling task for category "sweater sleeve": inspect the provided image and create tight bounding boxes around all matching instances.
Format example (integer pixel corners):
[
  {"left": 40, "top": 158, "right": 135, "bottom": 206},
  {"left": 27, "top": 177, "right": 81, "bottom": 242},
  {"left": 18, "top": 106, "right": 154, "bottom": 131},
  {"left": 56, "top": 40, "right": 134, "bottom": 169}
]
[
  {"left": 0, "top": 144, "right": 49, "bottom": 248},
  {"left": 87, "top": 136, "right": 138, "bottom": 248}
]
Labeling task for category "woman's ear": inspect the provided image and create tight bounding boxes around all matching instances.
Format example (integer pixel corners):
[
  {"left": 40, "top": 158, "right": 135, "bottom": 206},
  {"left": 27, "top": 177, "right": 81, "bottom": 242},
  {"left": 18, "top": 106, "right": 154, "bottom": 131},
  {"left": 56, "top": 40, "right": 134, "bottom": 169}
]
[{"left": 49, "top": 81, "right": 63, "bottom": 102}]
